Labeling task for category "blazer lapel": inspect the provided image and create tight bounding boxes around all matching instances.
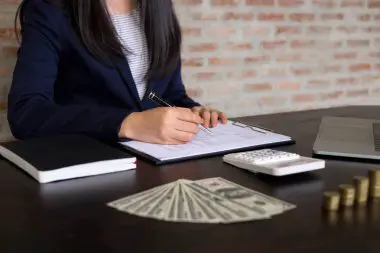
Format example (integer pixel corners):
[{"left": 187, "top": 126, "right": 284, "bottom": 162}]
[{"left": 112, "top": 56, "right": 143, "bottom": 110}]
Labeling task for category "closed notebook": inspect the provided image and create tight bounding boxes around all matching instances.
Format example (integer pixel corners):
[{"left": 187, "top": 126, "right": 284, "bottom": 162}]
[{"left": 0, "top": 134, "right": 136, "bottom": 183}]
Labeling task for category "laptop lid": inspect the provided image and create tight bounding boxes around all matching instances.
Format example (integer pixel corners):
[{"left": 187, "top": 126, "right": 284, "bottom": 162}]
[{"left": 313, "top": 116, "right": 380, "bottom": 160}]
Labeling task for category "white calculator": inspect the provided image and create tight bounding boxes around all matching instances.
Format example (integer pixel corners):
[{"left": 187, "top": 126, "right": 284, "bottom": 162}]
[{"left": 223, "top": 149, "right": 325, "bottom": 176}]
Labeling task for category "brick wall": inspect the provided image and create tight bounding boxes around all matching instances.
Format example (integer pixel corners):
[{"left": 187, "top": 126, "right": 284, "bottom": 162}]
[
  {"left": 176, "top": 0, "right": 380, "bottom": 117},
  {"left": 0, "top": 0, "right": 380, "bottom": 140}
]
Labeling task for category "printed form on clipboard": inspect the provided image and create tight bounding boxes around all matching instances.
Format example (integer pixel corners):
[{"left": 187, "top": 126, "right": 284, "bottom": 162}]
[{"left": 119, "top": 120, "right": 294, "bottom": 164}]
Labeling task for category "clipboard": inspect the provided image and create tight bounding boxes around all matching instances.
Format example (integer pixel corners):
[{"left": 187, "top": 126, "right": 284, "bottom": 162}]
[{"left": 119, "top": 120, "right": 295, "bottom": 165}]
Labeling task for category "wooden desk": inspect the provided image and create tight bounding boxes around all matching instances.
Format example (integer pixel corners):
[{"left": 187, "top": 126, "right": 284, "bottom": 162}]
[{"left": 1, "top": 106, "right": 380, "bottom": 253}]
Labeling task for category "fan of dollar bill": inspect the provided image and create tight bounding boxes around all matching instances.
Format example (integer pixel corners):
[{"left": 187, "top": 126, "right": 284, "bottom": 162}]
[{"left": 107, "top": 177, "right": 296, "bottom": 224}]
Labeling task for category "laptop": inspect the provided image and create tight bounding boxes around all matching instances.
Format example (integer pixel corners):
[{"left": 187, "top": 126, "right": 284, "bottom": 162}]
[{"left": 313, "top": 116, "right": 380, "bottom": 160}]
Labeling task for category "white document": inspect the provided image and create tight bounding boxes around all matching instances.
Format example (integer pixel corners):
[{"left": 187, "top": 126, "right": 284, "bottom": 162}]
[{"left": 119, "top": 120, "right": 292, "bottom": 162}]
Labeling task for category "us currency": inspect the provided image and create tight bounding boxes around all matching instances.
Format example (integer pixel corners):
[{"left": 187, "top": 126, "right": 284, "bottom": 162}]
[
  {"left": 182, "top": 180, "right": 269, "bottom": 223},
  {"left": 130, "top": 185, "right": 175, "bottom": 217},
  {"left": 181, "top": 180, "right": 221, "bottom": 223},
  {"left": 142, "top": 182, "right": 178, "bottom": 220},
  {"left": 194, "top": 177, "right": 296, "bottom": 216},
  {"left": 181, "top": 179, "right": 236, "bottom": 223},
  {"left": 175, "top": 183, "right": 192, "bottom": 222},
  {"left": 108, "top": 182, "right": 173, "bottom": 211},
  {"left": 165, "top": 181, "right": 180, "bottom": 221}
]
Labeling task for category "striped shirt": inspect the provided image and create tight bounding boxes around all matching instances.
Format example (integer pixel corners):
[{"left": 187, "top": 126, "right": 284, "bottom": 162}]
[{"left": 110, "top": 10, "right": 148, "bottom": 100}]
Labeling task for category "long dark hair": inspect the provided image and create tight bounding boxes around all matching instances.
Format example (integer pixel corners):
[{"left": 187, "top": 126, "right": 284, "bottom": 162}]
[{"left": 15, "top": 0, "right": 182, "bottom": 80}]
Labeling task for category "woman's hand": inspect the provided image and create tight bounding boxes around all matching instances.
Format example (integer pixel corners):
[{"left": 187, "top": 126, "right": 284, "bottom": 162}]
[
  {"left": 191, "top": 106, "right": 227, "bottom": 128},
  {"left": 119, "top": 107, "right": 203, "bottom": 144}
]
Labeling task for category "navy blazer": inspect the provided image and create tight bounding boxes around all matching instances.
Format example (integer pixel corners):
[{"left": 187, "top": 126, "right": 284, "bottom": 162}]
[{"left": 7, "top": 0, "right": 200, "bottom": 142}]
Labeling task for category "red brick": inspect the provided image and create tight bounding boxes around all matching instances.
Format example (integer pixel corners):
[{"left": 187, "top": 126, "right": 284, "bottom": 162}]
[
  {"left": 258, "top": 13, "right": 285, "bottom": 21},
  {"left": 182, "top": 58, "right": 204, "bottom": 67},
  {"left": 182, "top": 27, "right": 201, "bottom": 36},
  {"left": 289, "top": 13, "right": 315, "bottom": 22},
  {"left": 276, "top": 82, "right": 301, "bottom": 90},
  {"left": 176, "top": 0, "right": 203, "bottom": 5},
  {"left": 276, "top": 53, "right": 302, "bottom": 62},
  {"left": 349, "top": 63, "right": 371, "bottom": 72},
  {"left": 276, "top": 25, "right": 302, "bottom": 34},
  {"left": 207, "top": 26, "right": 236, "bottom": 36},
  {"left": 347, "top": 89, "right": 369, "bottom": 97},
  {"left": 208, "top": 57, "right": 240, "bottom": 65},
  {"left": 261, "top": 40, "right": 286, "bottom": 49},
  {"left": 211, "top": 0, "right": 239, "bottom": 5},
  {"left": 320, "top": 91, "right": 344, "bottom": 100},
  {"left": 244, "top": 83, "right": 272, "bottom": 92},
  {"left": 291, "top": 40, "right": 315, "bottom": 48},
  {"left": 222, "top": 12, "right": 254, "bottom": 20},
  {"left": 244, "top": 55, "right": 270, "bottom": 64},
  {"left": 245, "top": 0, "right": 274, "bottom": 5},
  {"left": 321, "top": 13, "right": 344, "bottom": 20},
  {"left": 313, "top": 0, "right": 336, "bottom": 7},
  {"left": 342, "top": 0, "right": 365, "bottom": 7},
  {"left": 188, "top": 43, "right": 218, "bottom": 52},
  {"left": 226, "top": 42, "right": 254, "bottom": 50},
  {"left": 292, "top": 94, "right": 316, "bottom": 103},
  {"left": 278, "top": 0, "right": 305, "bottom": 6},
  {"left": 336, "top": 77, "right": 359, "bottom": 86},
  {"left": 307, "top": 25, "right": 332, "bottom": 34},
  {"left": 334, "top": 52, "right": 357, "bottom": 60},
  {"left": 258, "top": 96, "right": 288, "bottom": 106},
  {"left": 347, "top": 39, "right": 370, "bottom": 47}
]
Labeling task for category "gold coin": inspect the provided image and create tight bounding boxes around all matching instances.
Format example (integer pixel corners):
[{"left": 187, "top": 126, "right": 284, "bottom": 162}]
[
  {"left": 369, "top": 185, "right": 380, "bottom": 198},
  {"left": 323, "top": 191, "right": 340, "bottom": 211},
  {"left": 369, "top": 168, "right": 380, "bottom": 183},
  {"left": 353, "top": 176, "right": 369, "bottom": 203},
  {"left": 369, "top": 169, "right": 380, "bottom": 198},
  {"left": 339, "top": 184, "right": 355, "bottom": 207}
]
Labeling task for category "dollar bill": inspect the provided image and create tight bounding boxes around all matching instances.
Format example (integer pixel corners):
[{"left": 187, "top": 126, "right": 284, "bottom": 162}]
[
  {"left": 165, "top": 181, "right": 180, "bottom": 221},
  {"left": 194, "top": 177, "right": 296, "bottom": 216},
  {"left": 142, "top": 182, "right": 178, "bottom": 220},
  {"left": 130, "top": 185, "right": 175, "bottom": 217},
  {"left": 108, "top": 182, "right": 173, "bottom": 211},
  {"left": 181, "top": 180, "right": 221, "bottom": 223},
  {"left": 183, "top": 180, "right": 269, "bottom": 223},
  {"left": 175, "top": 182, "right": 192, "bottom": 222},
  {"left": 117, "top": 183, "right": 173, "bottom": 214}
]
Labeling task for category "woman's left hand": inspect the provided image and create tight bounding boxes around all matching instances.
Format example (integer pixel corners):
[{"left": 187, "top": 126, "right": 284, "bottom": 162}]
[{"left": 191, "top": 106, "right": 228, "bottom": 128}]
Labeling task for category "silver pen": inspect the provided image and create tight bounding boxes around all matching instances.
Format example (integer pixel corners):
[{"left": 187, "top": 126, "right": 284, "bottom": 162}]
[{"left": 148, "top": 92, "right": 213, "bottom": 134}]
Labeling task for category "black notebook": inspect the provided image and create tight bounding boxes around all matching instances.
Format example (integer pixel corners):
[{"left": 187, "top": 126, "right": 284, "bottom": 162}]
[{"left": 0, "top": 134, "right": 136, "bottom": 183}]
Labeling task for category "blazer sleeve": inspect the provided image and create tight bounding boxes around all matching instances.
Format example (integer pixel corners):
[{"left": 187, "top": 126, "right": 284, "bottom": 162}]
[
  {"left": 7, "top": 1, "right": 132, "bottom": 142},
  {"left": 162, "top": 60, "right": 201, "bottom": 108}
]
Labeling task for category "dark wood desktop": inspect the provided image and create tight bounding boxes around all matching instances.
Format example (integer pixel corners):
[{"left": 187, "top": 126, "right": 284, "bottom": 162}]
[{"left": 1, "top": 106, "right": 380, "bottom": 253}]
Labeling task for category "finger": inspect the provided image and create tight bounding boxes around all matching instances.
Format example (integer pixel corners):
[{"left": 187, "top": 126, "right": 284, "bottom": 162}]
[
  {"left": 219, "top": 111, "right": 228, "bottom": 124},
  {"left": 210, "top": 110, "right": 219, "bottom": 128},
  {"left": 171, "top": 130, "right": 195, "bottom": 143},
  {"left": 164, "top": 138, "right": 186, "bottom": 145},
  {"left": 201, "top": 109, "right": 211, "bottom": 128},
  {"left": 175, "top": 120, "right": 200, "bottom": 134},
  {"left": 191, "top": 108, "right": 201, "bottom": 117},
  {"left": 176, "top": 108, "right": 203, "bottom": 124},
  {"left": 191, "top": 106, "right": 202, "bottom": 113}
]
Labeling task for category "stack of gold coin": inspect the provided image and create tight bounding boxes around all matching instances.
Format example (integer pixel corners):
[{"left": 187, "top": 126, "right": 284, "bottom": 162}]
[
  {"left": 353, "top": 176, "right": 369, "bottom": 204},
  {"left": 369, "top": 169, "right": 380, "bottom": 198},
  {"left": 322, "top": 191, "right": 340, "bottom": 211},
  {"left": 338, "top": 184, "right": 355, "bottom": 207}
]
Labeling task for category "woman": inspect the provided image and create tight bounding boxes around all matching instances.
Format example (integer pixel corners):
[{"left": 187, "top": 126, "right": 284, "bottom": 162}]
[{"left": 8, "top": 0, "right": 227, "bottom": 144}]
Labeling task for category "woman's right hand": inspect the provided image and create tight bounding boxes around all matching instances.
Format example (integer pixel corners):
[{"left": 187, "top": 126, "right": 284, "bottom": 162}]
[{"left": 118, "top": 107, "right": 204, "bottom": 144}]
